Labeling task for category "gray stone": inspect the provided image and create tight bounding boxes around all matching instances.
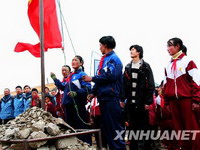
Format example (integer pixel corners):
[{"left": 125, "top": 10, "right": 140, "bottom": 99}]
[
  {"left": 32, "top": 120, "right": 46, "bottom": 132},
  {"left": 46, "top": 123, "right": 60, "bottom": 136},
  {"left": 5, "top": 128, "right": 18, "bottom": 139},
  {"left": 18, "top": 128, "right": 31, "bottom": 139},
  {"left": 32, "top": 112, "right": 38, "bottom": 119},
  {"left": 28, "top": 131, "right": 47, "bottom": 149},
  {"left": 37, "top": 146, "right": 50, "bottom": 150},
  {"left": 56, "top": 136, "right": 78, "bottom": 149},
  {"left": 55, "top": 118, "right": 76, "bottom": 132}
]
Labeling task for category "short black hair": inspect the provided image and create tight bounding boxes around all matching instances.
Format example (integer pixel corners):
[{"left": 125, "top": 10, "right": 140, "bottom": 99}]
[
  {"left": 167, "top": 37, "right": 183, "bottom": 51},
  {"left": 45, "top": 93, "right": 53, "bottom": 99},
  {"left": 62, "top": 65, "right": 71, "bottom": 72},
  {"left": 45, "top": 87, "right": 49, "bottom": 91},
  {"left": 31, "top": 88, "right": 38, "bottom": 93},
  {"left": 99, "top": 36, "right": 116, "bottom": 49},
  {"left": 129, "top": 45, "right": 143, "bottom": 59},
  {"left": 24, "top": 85, "right": 31, "bottom": 89},
  {"left": 15, "top": 86, "right": 22, "bottom": 90}
]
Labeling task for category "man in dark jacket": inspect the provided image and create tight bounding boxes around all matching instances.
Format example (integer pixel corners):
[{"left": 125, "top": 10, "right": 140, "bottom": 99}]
[
  {"left": 123, "top": 45, "right": 155, "bottom": 150},
  {"left": 83, "top": 36, "right": 126, "bottom": 150}
]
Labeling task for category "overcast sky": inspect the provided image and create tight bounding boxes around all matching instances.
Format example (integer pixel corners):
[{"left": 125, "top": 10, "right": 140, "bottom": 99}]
[{"left": 0, "top": 0, "right": 200, "bottom": 94}]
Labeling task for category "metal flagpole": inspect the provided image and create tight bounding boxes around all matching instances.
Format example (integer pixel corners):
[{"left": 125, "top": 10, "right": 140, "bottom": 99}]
[{"left": 39, "top": 0, "right": 45, "bottom": 109}]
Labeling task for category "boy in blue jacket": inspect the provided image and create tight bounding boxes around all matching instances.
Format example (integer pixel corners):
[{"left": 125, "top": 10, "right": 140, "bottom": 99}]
[
  {"left": 13, "top": 86, "right": 24, "bottom": 117},
  {"left": 0, "top": 88, "right": 14, "bottom": 124},
  {"left": 23, "top": 85, "right": 32, "bottom": 111}
]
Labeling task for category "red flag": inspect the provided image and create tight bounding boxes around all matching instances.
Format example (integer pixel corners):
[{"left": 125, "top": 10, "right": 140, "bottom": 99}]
[{"left": 14, "top": 0, "right": 62, "bottom": 57}]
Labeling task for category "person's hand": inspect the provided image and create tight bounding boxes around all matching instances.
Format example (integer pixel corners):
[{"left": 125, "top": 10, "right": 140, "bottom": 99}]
[
  {"left": 192, "top": 102, "right": 200, "bottom": 111},
  {"left": 50, "top": 72, "right": 57, "bottom": 80},
  {"left": 87, "top": 94, "right": 95, "bottom": 102},
  {"left": 82, "top": 75, "right": 92, "bottom": 82},
  {"left": 67, "top": 91, "right": 77, "bottom": 98}
]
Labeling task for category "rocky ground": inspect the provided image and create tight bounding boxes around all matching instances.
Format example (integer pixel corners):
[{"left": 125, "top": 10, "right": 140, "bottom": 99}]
[
  {"left": 0, "top": 107, "right": 170, "bottom": 150},
  {"left": 0, "top": 107, "right": 95, "bottom": 150}
]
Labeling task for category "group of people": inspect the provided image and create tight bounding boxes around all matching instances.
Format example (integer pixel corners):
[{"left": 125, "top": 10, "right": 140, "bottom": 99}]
[
  {"left": 0, "top": 85, "right": 63, "bottom": 124},
  {"left": 0, "top": 36, "right": 200, "bottom": 150},
  {"left": 0, "top": 85, "right": 33, "bottom": 124},
  {"left": 51, "top": 36, "right": 200, "bottom": 150}
]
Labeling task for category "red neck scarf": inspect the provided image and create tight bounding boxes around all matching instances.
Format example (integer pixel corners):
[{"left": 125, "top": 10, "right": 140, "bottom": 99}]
[
  {"left": 98, "top": 55, "right": 107, "bottom": 75},
  {"left": 31, "top": 95, "right": 39, "bottom": 107},
  {"left": 62, "top": 76, "right": 68, "bottom": 82},
  {"left": 171, "top": 59, "right": 178, "bottom": 72},
  {"left": 171, "top": 53, "right": 185, "bottom": 73},
  {"left": 65, "top": 72, "right": 76, "bottom": 82}
]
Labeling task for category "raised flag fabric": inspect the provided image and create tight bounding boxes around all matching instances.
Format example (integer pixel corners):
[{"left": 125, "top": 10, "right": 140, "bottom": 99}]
[{"left": 14, "top": 0, "right": 62, "bottom": 57}]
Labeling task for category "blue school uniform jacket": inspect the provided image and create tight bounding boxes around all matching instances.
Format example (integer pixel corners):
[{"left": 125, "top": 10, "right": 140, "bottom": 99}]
[
  {"left": 53, "top": 68, "right": 91, "bottom": 105},
  {"left": 92, "top": 51, "right": 123, "bottom": 101},
  {"left": 0, "top": 95, "right": 14, "bottom": 119}
]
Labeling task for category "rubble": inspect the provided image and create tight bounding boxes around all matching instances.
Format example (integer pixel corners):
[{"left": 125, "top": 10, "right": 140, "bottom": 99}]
[
  {"left": 5, "top": 128, "right": 19, "bottom": 139},
  {"left": 56, "top": 137, "right": 78, "bottom": 149},
  {"left": 32, "top": 120, "right": 46, "bottom": 132},
  {"left": 46, "top": 123, "right": 60, "bottom": 136},
  {"left": 17, "top": 128, "right": 31, "bottom": 139},
  {"left": 0, "top": 107, "right": 96, "bottom": 150}
]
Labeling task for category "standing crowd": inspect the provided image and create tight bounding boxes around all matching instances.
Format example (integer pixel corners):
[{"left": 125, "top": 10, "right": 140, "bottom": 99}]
[
  {"left": 0, "top": 85, "right": 61, "bottom": 124},
  {"left": 1, "top": 36, "right": 200, "bottom": 150}
]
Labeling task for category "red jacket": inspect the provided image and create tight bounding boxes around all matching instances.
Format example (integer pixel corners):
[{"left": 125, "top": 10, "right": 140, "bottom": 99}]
[
  {"left": 55, "top": 91, "right": 64, "bottom": 118},
  {"left": 31, "top": 96, "right": 41, "bottom": 108},
  {"left": 45, "top": 102, "right": 56, "bottom": 117},
  {"left": 163, "top": 53, "right": 200, "bottom": 102},
  {"left": 149, "top": 96, "right": 157, "bottom": 126}
]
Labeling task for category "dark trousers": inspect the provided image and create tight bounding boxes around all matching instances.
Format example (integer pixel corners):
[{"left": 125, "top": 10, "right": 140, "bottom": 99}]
[
  {"left": 99, "top": 100, "right": 126, "bottom": 150},
  {"left": 169, "top": 99, "right": 200, "bottom": 150},
  {"left": 64, "top": 104, "right": 92, "bottom": 145},
  {"left": 126, "top": 104, "right": 152, "bottom": 150}
]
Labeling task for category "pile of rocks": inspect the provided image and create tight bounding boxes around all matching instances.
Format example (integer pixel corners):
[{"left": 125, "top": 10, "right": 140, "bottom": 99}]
[{"left": 0, "top": 107, "right": 95, "bottom": 150}]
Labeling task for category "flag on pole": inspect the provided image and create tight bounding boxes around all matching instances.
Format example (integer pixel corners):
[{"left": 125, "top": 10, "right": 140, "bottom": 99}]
[{"left": 14, "top": 0, "right": 62, "bottom": 57}]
